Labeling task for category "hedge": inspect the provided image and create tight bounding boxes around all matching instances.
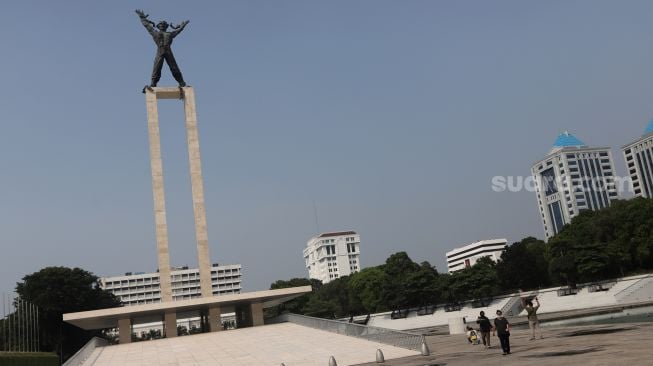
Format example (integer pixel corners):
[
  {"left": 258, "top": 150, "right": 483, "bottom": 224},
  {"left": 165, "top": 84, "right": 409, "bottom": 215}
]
[{"left": 0, "top": 352, "right": 59, "bottom": 366}]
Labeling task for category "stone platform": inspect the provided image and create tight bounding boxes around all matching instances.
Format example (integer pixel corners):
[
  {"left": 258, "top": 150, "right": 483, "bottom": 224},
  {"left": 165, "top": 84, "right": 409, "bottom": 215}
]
[
  {"left": 84, "top": 323, "right": 418, "bottom": 366},
  {"left": 354, "top": 322, "right": 653, "bottom": 366}
]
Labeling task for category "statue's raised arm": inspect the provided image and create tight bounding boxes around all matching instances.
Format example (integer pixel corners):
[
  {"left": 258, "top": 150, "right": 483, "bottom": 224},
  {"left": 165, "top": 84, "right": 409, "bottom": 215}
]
[
  {"left": 171, "top": 20, "right": 190, "bottom": 37},
  {"left": 135, "top": 9, "right": 157, "bottom": 35}
]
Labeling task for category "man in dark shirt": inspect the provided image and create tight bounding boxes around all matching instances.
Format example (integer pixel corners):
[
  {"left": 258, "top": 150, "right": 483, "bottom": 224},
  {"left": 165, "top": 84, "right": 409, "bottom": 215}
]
[
  {"left": 493, "top": 309, "right": 511, "bottom": 355},
  {"left": 136, "top": 9, "right": 189, "bottom": 87},
  {"left": 476, "top": 311, "right": 493, "bottom": 348}
]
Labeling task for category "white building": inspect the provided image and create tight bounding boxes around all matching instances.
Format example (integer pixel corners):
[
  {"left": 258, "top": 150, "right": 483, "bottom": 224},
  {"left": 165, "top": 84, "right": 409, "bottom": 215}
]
[
  {"left": 100, "top": 264, "right": 242, "bottom": 306},
  {"left": 623, "top": 119, "right": 653, "bottom": 198},
  {"left": 303, "top": 231, "right": 361, "bottom": 284},
  {"left": 446, "top": 239, "right": 507, "bottom": 273},
  {"left": 532, "top": 131, "right": 618, "bottom": 239}
]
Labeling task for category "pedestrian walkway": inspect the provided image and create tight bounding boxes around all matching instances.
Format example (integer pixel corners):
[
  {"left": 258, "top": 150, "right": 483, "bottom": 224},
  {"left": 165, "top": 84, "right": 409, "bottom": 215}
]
[{"left": 354, "top": 322, "right": 653, "bottom": 366}]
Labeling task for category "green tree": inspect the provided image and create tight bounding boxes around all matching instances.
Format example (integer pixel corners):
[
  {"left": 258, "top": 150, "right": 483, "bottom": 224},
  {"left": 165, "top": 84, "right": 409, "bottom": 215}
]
[
  {"left": 15, "top": 267, "right": 121, "bottom": 360},
  {"left": 380, "top": 252, "right": 420, "bottom": 310},
  {"left": 349, "top": 267, "right": 386, "bottom": 313},
  {"left": 546, "top": 198, "right": 653, "bottom": 284},
  {"left": 405, "top": 262, "right": 440, "bottom": 307},
  {"left": 268, "top": 278, "right": 319, "bottom": 316},
  {"left": 448, "top": 257, "right": 500, "bottom": 302},
  {"left": 496, "top": 237, "right": 550, "bottom": 291},
  {"left": 302, "top": 296, "right": 339, "bottom": 318}
]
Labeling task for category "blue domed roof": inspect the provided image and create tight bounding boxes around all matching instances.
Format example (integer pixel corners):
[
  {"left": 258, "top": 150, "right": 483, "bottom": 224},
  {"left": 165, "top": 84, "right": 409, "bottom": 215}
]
[
  {"left": 644, "top": 118, "right": 653, "bottom": 135},
  {"left": 553, "top": 131, "right": 585, "bottom": 148}
]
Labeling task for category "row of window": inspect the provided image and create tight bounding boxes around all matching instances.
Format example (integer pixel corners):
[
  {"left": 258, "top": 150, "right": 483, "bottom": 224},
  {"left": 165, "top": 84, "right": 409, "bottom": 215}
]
[{"left": 121, "top": 288, "right": 241, "bottom": 306}]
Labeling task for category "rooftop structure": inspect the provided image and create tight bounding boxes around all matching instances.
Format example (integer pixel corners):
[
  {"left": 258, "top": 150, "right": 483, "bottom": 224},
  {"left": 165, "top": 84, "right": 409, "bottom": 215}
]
[
  {"left": 303, "top": 231, "right": 361, "bottom": 284},
  {"left": 446, "top": 238, "right": 507, "bottom": 273}
]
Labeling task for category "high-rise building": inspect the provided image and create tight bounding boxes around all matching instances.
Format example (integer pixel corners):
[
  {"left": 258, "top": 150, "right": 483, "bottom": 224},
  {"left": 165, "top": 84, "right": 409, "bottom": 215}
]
[
  {"left": 303, "top": 231, "right": 361, "bottom": 284},
  {"left": 446, "top": 238, "right": 507, "bottom": 273},
  {"left": 623, "top": 119, "right": 653, "bottom": 198},
  {"left": 532, "top": 131, "right": 618, "bottom": 239},
  {"left": 100, "top": 264, "right": 242, "bottom": 306}
]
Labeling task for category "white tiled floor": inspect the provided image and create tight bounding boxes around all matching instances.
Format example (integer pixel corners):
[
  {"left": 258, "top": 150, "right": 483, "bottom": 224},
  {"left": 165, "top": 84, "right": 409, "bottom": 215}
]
[{"left": 86, "top": 323, "right": 418, "bottom": 366}]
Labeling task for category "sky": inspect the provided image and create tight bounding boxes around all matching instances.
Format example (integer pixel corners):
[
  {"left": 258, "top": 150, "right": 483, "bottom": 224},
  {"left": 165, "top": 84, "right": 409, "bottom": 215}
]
[{"left": 2, "top": 0, "right": 653, "bottom": 296}]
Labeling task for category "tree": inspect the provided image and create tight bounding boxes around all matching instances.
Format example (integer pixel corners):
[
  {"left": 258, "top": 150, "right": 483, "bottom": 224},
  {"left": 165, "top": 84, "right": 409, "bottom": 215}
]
[
  {"left": 302, "top": 297, "right": 339, "bottom": 318},
  {"left": 405, "top": 262, "right": 440, "bottom": 307},
  {"left": 349, "top": 267, "right": 386, "bottom": 313},
  {"left": 15, "top": 267, "right": 121, "bottom": 360},
  {"left": 496, "top": 237, "right": 550, "bottom": 291},
  {"left": 268, "top": 278, "right": 319, "bottom": 317},
  {"left": 448, "top": 257, "right": 500, "bottom": 302},
  {"left": 380, "top": 252, "right": 420, "bottom": 310}
]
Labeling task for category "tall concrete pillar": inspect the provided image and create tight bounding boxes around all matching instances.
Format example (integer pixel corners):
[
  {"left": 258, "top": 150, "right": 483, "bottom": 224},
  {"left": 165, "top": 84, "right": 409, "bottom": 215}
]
[
  {"left": 182, "top": 87, "right": 213, "bottom": 298},
  {"left": 118, "top": 318, "right": 132, "bottom": 344},
  {"left": 208, "top": 306, "right": 222, "bottom": 332},
  {"left": 164, "top": 311, "right": 178, "bottom": 338},
  {"left": 144, "top": 86, "right": 213, "bottom": 301},
  {"left": 251, "top": 302, "right": 264, "bottom": 327},
  {"left": 145, "top": 89, "right": 173, "bottom": 302}
]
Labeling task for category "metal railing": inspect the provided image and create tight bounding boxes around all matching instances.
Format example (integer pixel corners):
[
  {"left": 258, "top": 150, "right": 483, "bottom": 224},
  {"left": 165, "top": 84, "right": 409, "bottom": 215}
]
[
  {"left": 273, "top": 313, "right": 424, "bottom": 351},
  {"left": 62, "top": 337, "right": 108, "bottom": 366}
]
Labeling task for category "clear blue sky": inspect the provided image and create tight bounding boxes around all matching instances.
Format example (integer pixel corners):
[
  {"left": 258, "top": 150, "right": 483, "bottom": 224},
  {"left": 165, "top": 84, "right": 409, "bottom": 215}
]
[{"left": 1, "top": 0, "right": 653, "bottom": 296}]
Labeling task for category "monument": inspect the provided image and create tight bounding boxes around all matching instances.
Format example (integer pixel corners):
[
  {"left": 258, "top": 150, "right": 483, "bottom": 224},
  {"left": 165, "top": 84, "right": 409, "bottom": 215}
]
[
  {"left": 136, "top": 9, "right": 188, "bottom": 88},
  {"left": 134, "top": 9, "right": 213, "bottom": 302},
  {"left": 136, "top": 9, "right": 214, "bottom": 336},
  {"left": 62, "top": 10, "right": 312, "bottom": 344}
]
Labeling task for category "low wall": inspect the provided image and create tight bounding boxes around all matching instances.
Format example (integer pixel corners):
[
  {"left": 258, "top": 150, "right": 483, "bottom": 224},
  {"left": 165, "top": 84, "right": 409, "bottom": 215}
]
[
  {"left": 273, "top": 313, "right": 425, "bottom": 351},
  {"left": 62, "top": 337, "right": 108, "bottom": 366}
]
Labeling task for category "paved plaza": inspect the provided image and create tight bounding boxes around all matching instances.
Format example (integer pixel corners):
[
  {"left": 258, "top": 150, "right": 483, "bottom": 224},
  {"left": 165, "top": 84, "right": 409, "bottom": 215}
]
[
  {"left": 355, "top": 322, "right": 653, "bottom": 366},
  {"left": 85, "top": 323, "right": 418, "bottom": 366}
]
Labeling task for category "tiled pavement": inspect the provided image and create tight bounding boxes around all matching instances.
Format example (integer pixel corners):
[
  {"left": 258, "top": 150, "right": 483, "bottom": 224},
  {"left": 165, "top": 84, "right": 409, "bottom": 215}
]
[
  {"left": 354, "top": 322, "right": 653, "bottom": 366},
  {"left": 86, "top": 323, "right": 418, "bottom": 366}
]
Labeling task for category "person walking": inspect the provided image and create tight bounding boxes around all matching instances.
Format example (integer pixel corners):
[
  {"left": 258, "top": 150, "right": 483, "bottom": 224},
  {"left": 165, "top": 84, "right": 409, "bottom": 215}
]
[
  {"left": 523, "top": 297, "right": 543, "bottom": 340},
  {"left": 476, "top": 311, "right": 493, "bottom": 348},
  {"left": 493, "top": 310, "right": 511, "bottom": 355}
]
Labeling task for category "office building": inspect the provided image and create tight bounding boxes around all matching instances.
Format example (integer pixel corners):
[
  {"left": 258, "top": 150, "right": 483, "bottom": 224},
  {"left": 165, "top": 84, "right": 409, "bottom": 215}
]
[
  {"left": 623, "top": 119, "right": 653, "bottom": 198},
  {"left": 446, "top": 239, "right": 507, "bottom": 273},
  {"left": 303, "top": 231, "right": 361, "bottom": 284},
  {"left": 532, "top": 131, "right": 618, "bottom": 238},
  {"left": 100, "top": 264, "right": 242, "bottom": 307}
]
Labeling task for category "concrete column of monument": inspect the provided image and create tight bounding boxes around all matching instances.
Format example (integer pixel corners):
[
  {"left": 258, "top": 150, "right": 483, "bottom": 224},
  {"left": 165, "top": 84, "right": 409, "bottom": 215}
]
[
  {"left": 118, "top": 318, "right": 132, "bottom": 344},
  {"left": 145, "top": 90, "right": 173, "bottom": 302},
  {"left": 183, "top": 87, "right": 213, "bottom": 298},
  {"left": 208, "top": 306, "right": 222, "bottom": 332}
]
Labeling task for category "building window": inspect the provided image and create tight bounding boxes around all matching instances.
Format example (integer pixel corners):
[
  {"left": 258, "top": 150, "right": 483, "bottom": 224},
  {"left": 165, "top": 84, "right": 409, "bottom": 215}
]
[{"left": 541, "top": 168, "right": 558, "bottom": 196}]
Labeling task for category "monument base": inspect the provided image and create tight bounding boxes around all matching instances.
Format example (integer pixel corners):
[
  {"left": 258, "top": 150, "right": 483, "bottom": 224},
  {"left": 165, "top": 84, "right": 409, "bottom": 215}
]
[{"left": 64, "top": 286, "right": 312, "bottom": 344}]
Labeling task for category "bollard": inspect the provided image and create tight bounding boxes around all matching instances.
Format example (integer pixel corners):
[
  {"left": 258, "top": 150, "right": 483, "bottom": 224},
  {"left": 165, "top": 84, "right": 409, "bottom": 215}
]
[
  {"left": 280, "top": 364, "right": 285, "bottom": 366},
  {"left": 376, "top": 348, "right": 385, "bottom": 363},
  {"left": 329, "top": 355, "right": 338, "bottom": 366},
  {"left": 421, "top": 341, "right": 430, "bottom": 356}
]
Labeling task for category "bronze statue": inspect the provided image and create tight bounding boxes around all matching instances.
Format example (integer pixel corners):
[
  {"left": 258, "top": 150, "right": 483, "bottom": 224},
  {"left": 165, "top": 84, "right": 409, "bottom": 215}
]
[{"left": 136, "top": 9, "right": 189, "bottom": 88}]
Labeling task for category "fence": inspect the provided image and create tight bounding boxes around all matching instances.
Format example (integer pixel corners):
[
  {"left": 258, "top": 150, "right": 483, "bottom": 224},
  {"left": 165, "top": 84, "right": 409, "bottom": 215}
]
[
  {"left": 273, "top": 313, "right": 424, "bottom": 351},
  {"left": 0, "top": 293, "right": 40, "bottom": 353}
]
